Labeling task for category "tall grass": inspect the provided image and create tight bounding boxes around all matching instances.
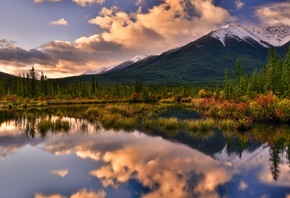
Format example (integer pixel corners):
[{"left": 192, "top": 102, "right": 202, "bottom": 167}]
[{"left": 184, "top": 119, "right": 215, "bottom": 131}]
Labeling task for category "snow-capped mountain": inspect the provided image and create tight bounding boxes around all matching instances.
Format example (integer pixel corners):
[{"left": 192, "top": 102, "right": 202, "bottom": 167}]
[
  {"left": 106, "top": 54, "right": 149, "bottom": 73},
  {"left": 129, "top": 54, "right": 148, "bottom": 63},
  {"left": 76, "top": 23, "right": 290, "bottom": 84},
  {"left": 81, "top": 54, "right": 148, "bottom": 76},
  {"left": 211, "top": 23, "right": 290, "bottom": 47},
  {"left": 81, "top": 65, "right": 115, "bottom": 75},
  {"left": 251, "top": 25, "right": 290, "bottom": 47}
]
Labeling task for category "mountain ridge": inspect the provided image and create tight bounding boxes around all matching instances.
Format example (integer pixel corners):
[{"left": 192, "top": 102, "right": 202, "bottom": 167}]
[{"left": 1, "top": 23, "right": 290, "bottom": 86}]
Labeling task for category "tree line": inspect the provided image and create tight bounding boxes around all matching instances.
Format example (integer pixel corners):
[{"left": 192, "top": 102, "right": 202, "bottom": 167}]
[
  {"left": 0, "top": 46, "right": 289, "bottom": 101},
  {"left": 0, "top": 69, "right": 200, "bottom": 101},
  {"left": 224, "top": 47, "right": 290, "bottom": 99}
]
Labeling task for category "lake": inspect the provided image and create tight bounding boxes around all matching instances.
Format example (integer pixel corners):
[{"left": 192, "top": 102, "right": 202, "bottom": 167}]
[{"left": 0, "top": 107, "right": 289, "bottom": 198}]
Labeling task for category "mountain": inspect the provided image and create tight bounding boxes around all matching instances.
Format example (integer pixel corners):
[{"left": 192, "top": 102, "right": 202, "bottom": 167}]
[
  {"left": 81, "top": 54, "right": 148, "bottom": 75},
  {"left": 54, "top": 23, "right": 290, "bottom": 85},
  {"left": 211, "top": 23, "right": 290, "bottom": 47},
  {"left": 0, "top": 71, "right": 17, "bottom": 79}
]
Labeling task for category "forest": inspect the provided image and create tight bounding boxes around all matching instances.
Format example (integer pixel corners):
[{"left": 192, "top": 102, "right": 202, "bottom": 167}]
[{"left": 0, "top": 47, "right": 290, "bottom": 124}]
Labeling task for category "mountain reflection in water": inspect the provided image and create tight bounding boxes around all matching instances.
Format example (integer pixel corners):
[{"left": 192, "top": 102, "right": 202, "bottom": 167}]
[{"left": 0, "top": 112, "right": 289, "bottom": 198}]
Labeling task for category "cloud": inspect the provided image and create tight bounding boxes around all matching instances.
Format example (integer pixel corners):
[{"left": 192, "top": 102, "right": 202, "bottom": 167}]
[
  {"left": 235, "top": 0, "right": 244, "bottom": 10},
  {"left": 72, "top": 0, "right": 105, "bottom": 6},
  {"left": 238, "top": 180, "right": 248, "bottom": 191},
  {"left": 35, "top": 193, "right": 65, "bottom": 198},
  {"left": 33, "top": 0, "right": 61, "bottom": 3},
  {"left": 41, "top": 130, "right": 235, "bottom": 198},
  {"left": 50, "top": 18, "right": 68, "bottom": 26},
  {"left": 88, "top": 0, "right": 233, "bottom": 52},
  {"left": 70, "top": 189, "right": 106, "bottom": 198},
  {"left": 255, "top": 1, "right": 290, "bottom": 26},
  {"left": 34, "top": 189, "right": 106, "bottom": 198},
  {"left": 1, "top": 0, "right": 234, "bottom": 78},
  {"left": 50, "top": 169, "right": 69, "bottom": 177}
]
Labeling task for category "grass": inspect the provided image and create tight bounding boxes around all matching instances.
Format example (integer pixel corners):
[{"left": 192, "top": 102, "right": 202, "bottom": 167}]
[
  {"left": 184, "top": 119, "right": 215, "bottom": 131},
  {"left": 157, "top": 117, "right": 179, "bottom": 130},
  {"left": 218, "top": 119, "right": 236, "bottom": 131},
  {"left": 37, "top": 119, "right": 70, "bottom": 134}
]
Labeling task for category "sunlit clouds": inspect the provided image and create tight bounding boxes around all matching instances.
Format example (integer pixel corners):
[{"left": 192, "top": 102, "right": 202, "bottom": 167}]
[
  {"left": 33, "top": 0, "right": 61, "bottom": 3},
  {"left": 50, "top": 18, "right": 68, "bottom": 26},
  {"left": 255, "top": 1, "right": 290, "bottom": 26},
  {"left": 72, "top": 0, "right": 105, "bottom": 6},
  {"left": 0, "top": 0, "right": 234, "bottom": 78},
  {"left": 43, "top": 0, "right": 233, "bottom": 76},
  {"left": 50, "top": 169, "right": 69, "bottom": 177},
  {"left": 35, "top": 189, "right": 106, "bottom": 198},
  {"left": 41, "top": 131, "right": 235, "bottom": 197},
  {"left": 235, "top": 0, "right": 244, "bottom": 10},
  {"left": 0, "top": 0, "right": 288, "bottom": 78}
]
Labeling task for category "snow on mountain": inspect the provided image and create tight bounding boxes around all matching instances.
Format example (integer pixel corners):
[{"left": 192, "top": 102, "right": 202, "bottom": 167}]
[
  {"left": 251, "top": 25, "right": 290, "bottom": 47},
  {"left": 214, "top": 143, "right": 269, "bottom": 168},
  {"left": 81, "top": 65, "right": 115, "bottom": 75},
  {"left": 81, "top": 54, "right": 148, "bottom": 75},
  {"left": 211, "top": 23, "right": 290, "bottom": 47},
  {"left": 214, "top": 143, "right": 290, "bottom": 187},
  {"left": 211, "top": 23, "right": 269, "bottom": 47},
  {"left": 129, "top": 54, "right": 148, "bottom": 63}
]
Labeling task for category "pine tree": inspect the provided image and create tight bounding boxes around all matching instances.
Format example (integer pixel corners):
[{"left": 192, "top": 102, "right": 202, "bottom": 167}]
[
  {"left": 29, "top": 67, "right": 37, "bottom": 98},
  {"left": 233, "top": 59, "right": 244, "bottom": 98},
  {"left": 135, "top": 76, "right": 142, "bottom": 94},
  {"left": 40, "top": 71, "right": 45, "bottom": 97},
  {"left": 91, "top": 76, "right": 96, "bottom": 95},
  {"left": 224, "top": 68, "right": 231, "bottom": 99},
  {"left": 265, "top": 47, "right": 279, "bottom": 94},
  {"left": 281, "top": 47, "right": 290, "bottom": 96}
]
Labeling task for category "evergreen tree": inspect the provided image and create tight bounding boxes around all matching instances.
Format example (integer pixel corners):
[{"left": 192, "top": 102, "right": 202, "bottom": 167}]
[
  {"left": 91, "top": 76, "right": 96, "bottom": 95},
  {"left": 29, "top": 67, "right": 37, "bottom": 98},
  {"left": 264, "top": 47, "right": 279, "bottom": 94},
  {"left": 281, "top": 47, "right": 290, "bottom": 96},
  {"left": 40, "top": 71, "right": 45, "bottom": 97},
  {"left": 224, "top": 68, "right": 231, "bottom": 99},
  {"left": 233, "top": 59, "right": 244, "bottom": 98},
  {"left": 135, "top": 76, "right": 142, "bottom": 94}
]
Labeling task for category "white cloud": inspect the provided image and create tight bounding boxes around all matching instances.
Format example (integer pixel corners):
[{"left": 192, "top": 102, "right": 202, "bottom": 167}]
[
  {"left": 70, "top": 189, "right": 106, "bottom": 198},
  {"left": 35, "top": 193, "right": 65, "bottom": 198},
  {"left": 39, "top": 131, "right": 235, "bottom": 198},
  {"left": 235, "top": 0, "right": 244, "bottom": 10},
  {"left": 1, "top": 0, "right": 234, "bottom": 78},
  {"left": 87, "top": 0, "right": 234, "bottom": 52},
  {"left": 49, "top": 18, "right": 68, "bottom": 26},
  {"left": 72, "top": 0, "right": 105, "bottom": 6},
  {"left": 255, "top": 1, "right": 290, "bottom": 26},
  {"left": 50, "top": 169, "right": 69, "bottom": 177},
  {"left": 238, "top": 180, "right": 248, "bottom": 191},
  {"left": 33, "top": 0, "right": 61, "bottom": 3},
  {"left": 34, "top": 189, "right": 106, "bottom": 198}
]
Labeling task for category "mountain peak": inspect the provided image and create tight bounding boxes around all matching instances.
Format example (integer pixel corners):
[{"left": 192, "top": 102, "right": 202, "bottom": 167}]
[
  {"left": 211, "top": 23, "right": 266, "bottom": 47},
  {"left": 251, "top": 25, "right": 290, "bottom": 47},
  {"left": 211, "top": 23, "right": 290, "bottom": 47},
  {"left": 129, "top": 54, "right": 148, "bottom": 63}
]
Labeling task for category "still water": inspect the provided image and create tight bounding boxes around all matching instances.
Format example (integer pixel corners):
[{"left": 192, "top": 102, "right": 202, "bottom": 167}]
[{"left": 0, "top": 108, "right": 290, "bottom": 198}]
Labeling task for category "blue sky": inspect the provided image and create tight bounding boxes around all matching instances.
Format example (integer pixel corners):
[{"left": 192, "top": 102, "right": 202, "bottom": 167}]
[{"left": 0, "top": 0, "right": 289, "bottom": 78}]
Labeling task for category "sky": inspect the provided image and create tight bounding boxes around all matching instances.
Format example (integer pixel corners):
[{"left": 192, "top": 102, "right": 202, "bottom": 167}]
[{"left": 0, "top": 0, "right": 289, "bottom": 78}]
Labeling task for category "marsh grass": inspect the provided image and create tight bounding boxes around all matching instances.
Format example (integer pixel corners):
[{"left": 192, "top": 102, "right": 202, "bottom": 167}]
[
  {"left": 38, "top": 120, "right": 51, "bottom": 134},
  {"left": 218, "top": 119, "right": 236, "bottom": 131},
  {"left": 157, "top": 117, "right": 179, "bottom": 130},
  {"left": 184, "top": 119, "right": 215, "bottom": 131},
  {"left": 80, "top": 122, "right": 88, "bottom": 133}
]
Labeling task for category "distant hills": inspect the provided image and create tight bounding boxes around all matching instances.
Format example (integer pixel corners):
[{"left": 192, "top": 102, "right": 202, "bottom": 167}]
[{"left": 2, "top": 24, "right": 290, "bottom": 86}]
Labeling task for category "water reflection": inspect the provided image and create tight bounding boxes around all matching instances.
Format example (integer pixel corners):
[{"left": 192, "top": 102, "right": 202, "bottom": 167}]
[{"left": 0, "top": 110, "right": 290, "bottom": 197}]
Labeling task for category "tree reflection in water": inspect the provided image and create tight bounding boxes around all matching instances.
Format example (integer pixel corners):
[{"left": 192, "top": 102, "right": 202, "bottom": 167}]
[{"left": 0, "top": 108, "right": 290, "bottom": 196}]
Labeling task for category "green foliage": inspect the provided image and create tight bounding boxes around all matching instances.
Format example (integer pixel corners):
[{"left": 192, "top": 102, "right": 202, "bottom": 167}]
[{"left": 224, "top": 47, "right": 290, "bottom": 99}]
